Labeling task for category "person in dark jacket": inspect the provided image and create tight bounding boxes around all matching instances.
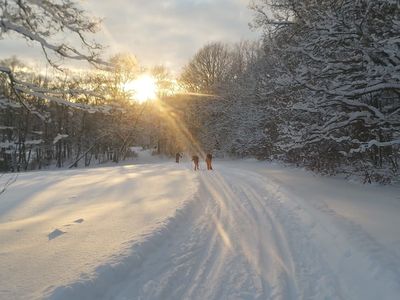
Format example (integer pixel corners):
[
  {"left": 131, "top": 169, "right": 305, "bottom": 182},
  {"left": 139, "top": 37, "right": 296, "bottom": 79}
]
[
  {"left": 175, "top": 152, "right": 182, "bottom": 163},
  {"left": 206, "top": 153, "right": 213, "bottom": 170},
  {"left": 192, "top": 155, "right": 199, "bottom": 170}
]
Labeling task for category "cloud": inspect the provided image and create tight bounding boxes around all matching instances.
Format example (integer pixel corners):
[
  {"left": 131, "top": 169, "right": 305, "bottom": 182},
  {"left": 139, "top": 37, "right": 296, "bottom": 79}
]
[{"left": 0, "top": 0, "right": 260, "bottom": 74}]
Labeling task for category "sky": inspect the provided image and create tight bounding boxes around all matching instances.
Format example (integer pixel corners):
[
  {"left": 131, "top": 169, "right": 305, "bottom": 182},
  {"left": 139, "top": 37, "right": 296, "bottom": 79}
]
[{"left": 0, "top": 0, "right": 261, "bottom": 75}]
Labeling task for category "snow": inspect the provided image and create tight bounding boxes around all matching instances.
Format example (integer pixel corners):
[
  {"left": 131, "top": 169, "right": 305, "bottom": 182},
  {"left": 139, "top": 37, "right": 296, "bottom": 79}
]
[
  {"left": 0, "top": 97, "right": 22, "bottom": 109},
  {"left": 0, "top": 159, "right": 399, "bottom": 299},
  {"left": 25, "top": 139, "right": 44, "bottom": 146},
  {"left": 0, "top": 141, "right": 14, "bottom": 148},
  {"left": 53, "top": 134, "right": 68, "bottom": 145},
  {"left": 0, "top": 163, "right": 197, "bottom": 300}
]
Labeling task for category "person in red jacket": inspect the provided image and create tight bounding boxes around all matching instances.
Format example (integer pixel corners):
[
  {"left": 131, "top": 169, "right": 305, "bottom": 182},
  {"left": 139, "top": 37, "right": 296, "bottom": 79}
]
[
  {"left": 192, "top": 155, "right": 199, "bottom": 170},
  {"left": 206, "top": 153, "right": 213, "bottom": 170},
  {"left": 175, "top": 152, "right": 182, "bottom": 163}
]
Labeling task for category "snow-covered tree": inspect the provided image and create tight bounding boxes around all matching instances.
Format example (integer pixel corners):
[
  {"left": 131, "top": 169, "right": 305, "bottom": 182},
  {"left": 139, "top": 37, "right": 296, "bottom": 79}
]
[
  {"left": 0, "top": 0, "right": 110, "bottom": 116},
  {"left": 173, "top": 41, "right": 269, "bottom": 158},
  {"left": 0, "top": 0, "right": 105, "bottom": 67},
  {"left": 180, "top": 42, "right": 231, "bottom": 94},
  {"left": 252, "top": 0, "right": 400, "bottom": 181}
]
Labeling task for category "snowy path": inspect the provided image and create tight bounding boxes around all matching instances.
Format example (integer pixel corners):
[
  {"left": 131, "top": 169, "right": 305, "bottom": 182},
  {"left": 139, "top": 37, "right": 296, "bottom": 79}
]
[
  {"left": 99, "top": 169, "right": 300, "bottom": 300},
  {"left": 52, "top": 162, "right": 400, "bottom": 300},
  {"left": 1, "top": 161, "right": 400, "bottom": 299}
]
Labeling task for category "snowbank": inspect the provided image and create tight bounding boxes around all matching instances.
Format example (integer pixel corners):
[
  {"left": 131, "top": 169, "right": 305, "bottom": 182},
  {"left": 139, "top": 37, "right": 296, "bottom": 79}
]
[{"left": 0, "top": 163, "right": 197, "bottom": 300}]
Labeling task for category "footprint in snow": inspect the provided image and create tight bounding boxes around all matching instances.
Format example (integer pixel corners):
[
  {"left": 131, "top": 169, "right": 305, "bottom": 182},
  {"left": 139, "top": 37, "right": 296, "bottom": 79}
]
[
  {"left": 63, "top": 218, "right": 84, "bottom": 227},
  {"left": 48, "top": 229, "right": 66, "bottom": 240}
]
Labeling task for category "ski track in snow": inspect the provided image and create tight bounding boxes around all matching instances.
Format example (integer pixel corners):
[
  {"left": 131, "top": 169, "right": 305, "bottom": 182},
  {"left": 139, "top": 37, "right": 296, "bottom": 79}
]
[{"left": 49, "top": 164, "right": 400, "bottom": 300}]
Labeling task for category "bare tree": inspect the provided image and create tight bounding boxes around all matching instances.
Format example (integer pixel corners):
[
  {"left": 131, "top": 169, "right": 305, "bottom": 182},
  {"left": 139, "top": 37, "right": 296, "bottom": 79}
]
[
  {"left": 180, "top": 42, "right": 231, "bottom": 93},
  {"left": 0, "top": 1, "right": 118, "bottom": 171}
]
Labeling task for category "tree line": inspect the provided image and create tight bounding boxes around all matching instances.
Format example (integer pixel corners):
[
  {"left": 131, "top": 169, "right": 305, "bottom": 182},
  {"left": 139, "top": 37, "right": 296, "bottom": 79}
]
[
  {"left": 1, "top": 0, "right": 399, "bottom": 183},
  {"left": 174, "top": 0, "right": 400, "bottom": 183},
  {"left": 0, "top": 1, "right": 151, "bottom": 171}
]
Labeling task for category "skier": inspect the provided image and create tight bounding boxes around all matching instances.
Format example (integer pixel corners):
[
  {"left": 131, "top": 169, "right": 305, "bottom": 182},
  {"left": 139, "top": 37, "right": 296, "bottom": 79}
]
[
  {"left": 192, "top": 155, "right": 199, "bottom": 170},
  {"left": 175, "top": 152, "right": 182, "bottom": 163},
  {"left": 206, "top": 153, "right": 213, "bottom": 170}
]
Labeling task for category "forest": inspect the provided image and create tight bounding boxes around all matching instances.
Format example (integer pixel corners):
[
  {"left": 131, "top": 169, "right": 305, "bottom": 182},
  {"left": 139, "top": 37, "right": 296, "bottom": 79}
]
[{"left": 1, "top": 0, "right": 399, "bottom": 183}]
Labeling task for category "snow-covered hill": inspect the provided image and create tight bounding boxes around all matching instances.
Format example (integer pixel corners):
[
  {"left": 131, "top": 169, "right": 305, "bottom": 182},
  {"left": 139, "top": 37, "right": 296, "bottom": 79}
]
[
  {"left": 0, "top": 163, "right": 196, "bottom": 300},
  {"left": 0, "top": 160, "right": 399, "bottom": 299}
]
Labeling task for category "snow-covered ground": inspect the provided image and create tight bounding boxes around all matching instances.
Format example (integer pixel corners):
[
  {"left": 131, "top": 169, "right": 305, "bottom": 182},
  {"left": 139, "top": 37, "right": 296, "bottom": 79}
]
[
  {"left": 1, "top": 157, "right": 399, "bottom": 300},
  {"left": 0, "top": 161, "right": 196, "bottom": 300}
]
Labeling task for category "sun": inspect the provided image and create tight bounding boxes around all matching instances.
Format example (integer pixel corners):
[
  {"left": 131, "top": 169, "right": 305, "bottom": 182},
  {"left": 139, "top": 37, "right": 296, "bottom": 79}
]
[{"left": 123, "top": 75, "right": 158, "bottom": 103}]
